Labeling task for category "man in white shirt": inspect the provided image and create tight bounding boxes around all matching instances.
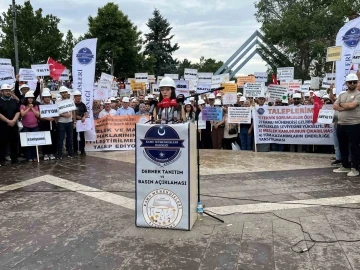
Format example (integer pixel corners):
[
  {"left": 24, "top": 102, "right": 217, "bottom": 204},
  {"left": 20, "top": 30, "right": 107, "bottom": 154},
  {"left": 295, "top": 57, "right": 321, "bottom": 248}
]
[
  {"left": 116, "top": 97, "right": 135, "bottom": 116},
  {"left": 99, "top": 99, "right": 117, "bottom": 118}
]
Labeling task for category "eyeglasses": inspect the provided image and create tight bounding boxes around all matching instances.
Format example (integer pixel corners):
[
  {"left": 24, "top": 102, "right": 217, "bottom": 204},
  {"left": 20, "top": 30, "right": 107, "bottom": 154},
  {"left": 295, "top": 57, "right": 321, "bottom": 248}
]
[{"left": 347, "top": 81, "right": 358, "bottom": 85}]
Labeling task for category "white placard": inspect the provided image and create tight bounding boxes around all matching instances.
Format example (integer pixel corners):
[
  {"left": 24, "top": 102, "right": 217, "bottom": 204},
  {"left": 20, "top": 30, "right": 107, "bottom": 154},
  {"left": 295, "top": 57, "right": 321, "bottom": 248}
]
[
  {"left": 135, "top": 73, "right": 148, "bottom": 83},
  {"left": 0, "top": 66, "right": 15, "bottom": 85},
  {"left": 135, "top": 123, "right": 197, "bottom": 230},
  {"left": 31, "top": 64, "right": 50, "bottom": 76},
  {"left": 152, "top": 83, "right": 160, "bottom": 94},
  {"left": 310, "top": 77, "right": 320, "bottom": 89},
  {"left": 254, "top": 72, "right": 268, "bottom": 82},
  {"left": 228, "top": 107, "right": 251, "bottom": 124},
  {"left": 303, "top": 80, "right": 311, "bottom": 86},
  {"left": 0, "top": 58, "right": 12, "bottom": 66},
  {"left": 277, "top": 67, "right": 294, "bottom": 81},
  {"left": 76, "top": 118, "right": 93, "bottom": 132},
  {"left": 300, "top": 85, "right": 310, "bottom": 92},
  {"left": 39, "top": 104, "right": 59, "bottom": 118},
  {"left": 189, "top": 80, "right": 198, "bottom": 91},
  {"left": 157, "top": 76, "right": 164, "bottom": 84},
  {"left": 175, "top": 80, "right": 189, "bottom": 97},
  {"left": 100, "top": 72, "right": 114, "bottom": 82},
  {"left": 94, "top": 80, "right": 111, "bottom": 100},
  {"left": 253, "top": 105, "right": 333, "bottom": 145},
  {"left": 322, "top": 73, "right": 336, "bottom": 88},
  {"left": 197, "top": 72, "right": 213, "bottom": 84},
  {"left": 198, "top": 119, "right": 206, "bottom": 129},
  {"left": 222, "top": 93, "right": 237, "bottom": 105},
  {"left": 59, "top": 69, "right": 70, "bottom": 81},
  {"left": 20, "top": 131, "right": 52, "bottom": 147},
  {"left": 212, "top": 74, "right": 230, "bottom": 84},
  {"left": 244, "top": 83, "right": 264, "bottom": 98},
  {"left": 352, "top": 50, "right": 360, "bottom": 64},
  {"left": 267, "top": 85, "right": 288, "bottom": 99},
  {"left": 196, "top": 83, "right": 211, "bottom": 94},
  {"left": 164, "top": 74, "right": 179, "bottom": 80},
  {"left": 148, "top": 75, "right": 156, "bottom": 83},
  {"left": 57, "top": 99, "right": 77, "bottom": 114},
  {"left": 280, "top": 80, "right": 302, "bottom": 94},
  {"left": 184, "top": 68, "right": 198, "bottom": 80},
  {"left": 317, "top": 109, "right": 334, "bottom": 124},
  {"left": 19, "top": 68, "right": 37, "bottom": 81}
]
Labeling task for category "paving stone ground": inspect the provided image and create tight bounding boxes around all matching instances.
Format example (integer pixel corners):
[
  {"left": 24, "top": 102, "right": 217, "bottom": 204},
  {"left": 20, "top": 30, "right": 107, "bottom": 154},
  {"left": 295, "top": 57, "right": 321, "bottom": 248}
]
[{"left": 1, "top": 150, "right": 360, "bottom": 270}]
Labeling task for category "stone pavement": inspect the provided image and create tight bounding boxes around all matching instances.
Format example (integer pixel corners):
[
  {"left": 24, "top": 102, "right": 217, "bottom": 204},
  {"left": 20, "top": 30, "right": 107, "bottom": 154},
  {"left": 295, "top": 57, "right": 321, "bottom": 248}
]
[{"left": 1, "top": 150, "right": 360, "bottom": 270}]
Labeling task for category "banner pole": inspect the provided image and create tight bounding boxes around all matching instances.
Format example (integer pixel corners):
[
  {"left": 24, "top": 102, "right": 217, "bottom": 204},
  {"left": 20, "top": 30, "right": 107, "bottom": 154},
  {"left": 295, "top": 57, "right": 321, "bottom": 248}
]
[
  {"left": 331, "top": 61, "right": 335, "bottom": 83},
  {"left": 36, "top": 145, "right": 40, "bottom": 163}
]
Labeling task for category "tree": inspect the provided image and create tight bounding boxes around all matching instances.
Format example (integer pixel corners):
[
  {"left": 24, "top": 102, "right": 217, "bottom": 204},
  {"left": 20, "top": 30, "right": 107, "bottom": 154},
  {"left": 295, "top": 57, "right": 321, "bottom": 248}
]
[
  {"left": 60, "top": 30, "right": 77, "bottom": 71},
  {"left": 143, "top": 9, "right": 179, "bottom": 76},
  {"left": 0, "top": 1, "right": 63, "bottom": 69},
  {"left": 84, "top": 3, "right": 143, "bottom": 78},
  {"left": 255, "top": 0, "right": 360, "bottom": 80}
]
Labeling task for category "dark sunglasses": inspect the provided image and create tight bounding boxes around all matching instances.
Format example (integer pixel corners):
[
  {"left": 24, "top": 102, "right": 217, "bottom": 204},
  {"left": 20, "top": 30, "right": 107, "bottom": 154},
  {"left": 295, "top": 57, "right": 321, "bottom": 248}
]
[
  {"left": 209, "top": 99, "right": 215, "bottom": 101},
  {"left": 348, "top": 81, "right": 358, "bottom": 85},
  {"left": 293, "top": 98, "right": 301, "bottom": 100}
]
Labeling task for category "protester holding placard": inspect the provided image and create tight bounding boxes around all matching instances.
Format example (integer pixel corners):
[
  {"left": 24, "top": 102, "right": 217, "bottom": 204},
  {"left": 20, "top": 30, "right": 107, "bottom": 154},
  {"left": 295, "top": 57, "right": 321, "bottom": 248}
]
[
  {"left": 14, "top": 74, "right": 41, "bottom": 105},
  {"left": 38, "top": 90, "right": 57, "bottom": 161},
  {"left": 20, "top": 91, "right": 40, "bottom": 162},
  {"left": 73, "top": 91, "right": 88, "bottom": 156},
  {"left": 255, "top": 94, "right": 270, "bottom": 152},
  {"left": 195, "top": 99, "right": 212, "bottom": 149},
  {"left": 0, "top": 84, "right": 21, "bottom": 165},
  {"left": 56, "top": 86, "right": 76, "bottom": 159},
  {"left": 239, "top": 100, "right": 253, "bottom": 151},
  {"left": 211, "top": 99, "right": 225, "bottom": 149},
  {"left": 223, "top": 105, "right": 239, "bottom": 150}
]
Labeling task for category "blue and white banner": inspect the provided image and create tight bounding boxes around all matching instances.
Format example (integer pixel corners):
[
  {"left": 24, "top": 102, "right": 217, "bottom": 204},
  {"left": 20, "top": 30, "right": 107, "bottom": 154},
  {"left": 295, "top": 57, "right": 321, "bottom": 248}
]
[
  {"left": 72, "top": 38, "right": 97, "bottom": 137},
  {"left": 336, "top": 17, "right": 360, "bottom": 94}
]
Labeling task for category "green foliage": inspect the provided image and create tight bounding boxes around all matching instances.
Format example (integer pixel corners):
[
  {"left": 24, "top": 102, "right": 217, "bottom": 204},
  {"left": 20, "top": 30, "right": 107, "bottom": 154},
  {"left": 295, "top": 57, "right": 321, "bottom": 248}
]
[
  {"left": 60, "top": 30, "right": 77, "bottom": 71},
  {"left": 255, "top": 0, "right": 360, "bottom": 80},
  {"left": 84, "top": 2, "right": 143, "bottom": 78},
  {"left": 143, "top": 9, "right": 179, "bottom": 76},
  {"left": 0, "top": 1, "right": 63, "bottom": 70}
]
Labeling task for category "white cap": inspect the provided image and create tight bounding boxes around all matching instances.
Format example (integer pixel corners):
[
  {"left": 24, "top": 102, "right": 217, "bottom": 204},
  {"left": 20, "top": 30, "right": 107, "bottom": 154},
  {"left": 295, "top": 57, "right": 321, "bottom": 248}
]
[
  {"left": 190, "top": 97, "right": 194, "bottom": 101},
  {"left": 304, "top": 92, "right": 310, "bottom": 97},
  {"left": 240, "top": 96, "right": 246, "bottom": 102},
  {"left": 332, "top": 88, "right": 337, "bottom": 94},
  {"left": 20, "top": 84, "right": 29, "bottom": 90},
  {"left": 148, "top": 94, "right": 154, "bottom": 98},
  {"left": 24, "top": 91, "right": 34, "bottom": 98},
  {"left": 73, "top": 90, "right": 82, "bottom": 96},
  {"left": 144, "top": 96, "right": 149, "bottom": 101},
  {"left": 208, "top": 94, "right": 215, "bottom": 99},
  {"left": 282, "top": 99, "right": 289, "bottom": 104},
  {"left": 42, "top": 88, "right": 51, "bottom": 92},
  {"left": 198, "top": 99, "right": 205, "bottom": 105},
  {"left": 346, "top": 73, "right": 358, "bottom": 82},
  {"left": 104, "top": 99, "right": 111, "bottom": 104},
  {"left": 122, "top": 97, "right": 130, "bottom": 103},
  {"left": 159, "top": 77, "right": 176, "bottom": 88},
  {"left": 109, "top": 97, "right": 116, "bottom": 101},
  {"left": 42, "top": 91, "right": 51, "bottom": 97},
  {"left": 322, "top": 94, "right": 330, "bottom": 99},
  {"left": 237, "top": 92, "right": 243, "bottom": 96},
  {"left": 258, "top": 94, "right": 266, "bottom": 98},
  {"left": 214, "top": 99, "right": 222, "bottom": 106},
  {"left": 59, "top": 86, "right": 69, "bottom": 93},
  {"left": 216, "top": 93, "right": 222, "bottom": 97},
  {"left": 293, "top": 93, "right": 302, "bottom": 99},
  {"left": 1, "top": 84, "right": 12, "bottom": 90}
]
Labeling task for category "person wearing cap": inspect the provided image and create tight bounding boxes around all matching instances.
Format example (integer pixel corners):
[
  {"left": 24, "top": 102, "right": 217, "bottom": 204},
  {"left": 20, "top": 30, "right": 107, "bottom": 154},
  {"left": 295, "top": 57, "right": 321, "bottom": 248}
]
[
  {"left": 254, "top": 93, "right": 270, "bottom": 152},
  {"left": 0, "top": 84, "right": 21, "bottom": 165},
  {"left": 223, "top": 104, "right": 239, "bottom": 150},
  {"left": 239, "top": 100, "right": 254, "bottom": 150},
  {"left": 20, "top": 91, "right": 40, "bottom": 162},
  {"left": 195, "top": 99, "right": 212, "bottom": 149},
  {"left": 290, "top": 93, "right": 302, "bottom": 107},
  {"left": 116, "top": 97, "right": 135, "bottom": 116},
  {"left": 56, "top": 86, "right": 76, "bottom": 159},
  {"left": 239, "top": 96, "right": 247, "bottom": 107},
  {"left": 216, "top": 93, "right": 222, "bottom": 100},
  {"left": 38, "top": 90, "right": 57, "bottom": 161},
  {"left": 333, "top": 73, "right": 360, "bottom": 176},
  {"left": 211, "top": 99, "right": 225, "bottom": 149},
  {"left": 14, "top": 74, "right": 41, "bottom": 105},
  {"left": 73, "top": 90, "right": 88, "bottom": 156},
  {"left": 207, "top": 93, "right": 216, "bottom": 107},
  {"left": 99, "top": 99, "right": 117, "bottom": 118},
  {"left": 184, "top": 101, "right": 195, "bottom": 123},
  {"left": 110, "top": 97, "right": 118, "bottom": 110}
]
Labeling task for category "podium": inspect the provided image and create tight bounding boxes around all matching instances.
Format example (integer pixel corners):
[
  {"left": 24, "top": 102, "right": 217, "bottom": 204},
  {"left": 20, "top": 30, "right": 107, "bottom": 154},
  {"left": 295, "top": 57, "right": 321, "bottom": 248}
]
[{"left": 135, "top": 123, "right": 197, "bottom": 230}]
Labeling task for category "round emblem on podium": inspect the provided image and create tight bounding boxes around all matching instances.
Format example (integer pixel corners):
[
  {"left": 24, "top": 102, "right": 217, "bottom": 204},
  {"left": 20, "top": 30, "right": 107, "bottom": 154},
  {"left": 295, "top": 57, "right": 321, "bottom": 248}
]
[{"left": 143, "top": 189, "right": 183, "bottom": 228}]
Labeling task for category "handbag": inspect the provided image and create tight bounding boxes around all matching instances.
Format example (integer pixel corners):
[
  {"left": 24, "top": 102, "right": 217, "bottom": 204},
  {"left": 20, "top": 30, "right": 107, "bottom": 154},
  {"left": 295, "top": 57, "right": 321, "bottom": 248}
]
[{"left": 228, "top": 124, "right": 238, "bottom": 135}]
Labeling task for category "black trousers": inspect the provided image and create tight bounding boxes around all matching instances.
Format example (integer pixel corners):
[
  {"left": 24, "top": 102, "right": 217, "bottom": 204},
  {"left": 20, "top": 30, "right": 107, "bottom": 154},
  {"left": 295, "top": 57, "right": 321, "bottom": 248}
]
[
  {"left": 73, "top": 129, "right": 85, "bottom": 153},
  {"left": 0, "top": 124, "right": 19, "bottom": 163},
  {"left": 337, "top": 124, "right": 360, "bottom": 169}
]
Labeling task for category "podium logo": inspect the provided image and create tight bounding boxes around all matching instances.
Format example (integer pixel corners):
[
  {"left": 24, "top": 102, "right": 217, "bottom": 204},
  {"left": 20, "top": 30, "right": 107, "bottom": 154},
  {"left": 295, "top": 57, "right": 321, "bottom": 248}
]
[
  {"left": 140, "top": 125, "right": 185, "bottom": 167},
  {"left": 143, "top": 189, "right": 183, "bottom": 228}
]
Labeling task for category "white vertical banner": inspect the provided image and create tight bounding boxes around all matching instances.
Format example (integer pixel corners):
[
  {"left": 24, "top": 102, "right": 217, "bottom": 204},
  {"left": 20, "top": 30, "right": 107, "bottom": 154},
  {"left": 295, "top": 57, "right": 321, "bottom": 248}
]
[
  {"left": 335, "top": 17, "right": 360, "bottom": 94},
  {"left": 72, "top": 38, "right": 97, "bottom": 139}
]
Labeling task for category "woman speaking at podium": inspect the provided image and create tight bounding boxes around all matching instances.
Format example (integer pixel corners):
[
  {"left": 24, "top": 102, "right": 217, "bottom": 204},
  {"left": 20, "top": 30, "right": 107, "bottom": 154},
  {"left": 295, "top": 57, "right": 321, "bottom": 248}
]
[{"left": 154, "top": 77, "right": 185, "bottom": 124}]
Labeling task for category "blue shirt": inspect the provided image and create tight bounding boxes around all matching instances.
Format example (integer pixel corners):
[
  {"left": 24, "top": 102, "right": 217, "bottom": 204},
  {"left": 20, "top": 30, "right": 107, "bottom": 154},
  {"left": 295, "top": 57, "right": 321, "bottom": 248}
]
[{"left": 116, "top": 107, "right": 135, "bottom": 116}]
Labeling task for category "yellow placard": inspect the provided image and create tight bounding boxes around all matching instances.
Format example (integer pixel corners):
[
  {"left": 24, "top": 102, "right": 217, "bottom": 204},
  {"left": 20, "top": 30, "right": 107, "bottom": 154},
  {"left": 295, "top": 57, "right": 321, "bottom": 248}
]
[
  {"left": 131, "top": 82, "right": 146, "bottom": 91},
  {"left": 222, "top": 83, "right": 237, "bottom": 93},
  {"left": 326, "top": 46, "right": 342, "bottom": 62},
  {"left": 237, "top": 75, "right": 255, "bottom": 87},
  {"left": 129, "top": 79, "right": 136, "bottom": 85}
]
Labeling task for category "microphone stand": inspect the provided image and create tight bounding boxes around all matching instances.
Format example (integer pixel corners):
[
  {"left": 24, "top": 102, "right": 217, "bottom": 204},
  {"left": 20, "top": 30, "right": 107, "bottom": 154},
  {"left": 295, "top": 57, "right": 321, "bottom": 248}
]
[{"left": 185, "top": 88, "right": 224, "bottom": 223}]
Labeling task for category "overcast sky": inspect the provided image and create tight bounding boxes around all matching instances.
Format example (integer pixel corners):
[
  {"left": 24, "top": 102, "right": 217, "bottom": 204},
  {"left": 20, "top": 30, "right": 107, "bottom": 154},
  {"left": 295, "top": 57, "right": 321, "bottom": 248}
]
[{"left": 1, "top": 0, "right": 268, "bottom": 76}]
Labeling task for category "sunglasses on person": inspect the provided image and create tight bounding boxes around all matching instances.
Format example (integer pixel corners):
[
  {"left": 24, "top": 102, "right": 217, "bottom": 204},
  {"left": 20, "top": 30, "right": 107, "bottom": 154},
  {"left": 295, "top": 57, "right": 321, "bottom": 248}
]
[
  {"left": 293, "top": 98, "right": 301, "bottom": 100},
  {"left": 209, "top": 99, "right": 215, "bottom": 101},
  {"left": 347, "top": 81, "right": 358, "bottom": 85}
]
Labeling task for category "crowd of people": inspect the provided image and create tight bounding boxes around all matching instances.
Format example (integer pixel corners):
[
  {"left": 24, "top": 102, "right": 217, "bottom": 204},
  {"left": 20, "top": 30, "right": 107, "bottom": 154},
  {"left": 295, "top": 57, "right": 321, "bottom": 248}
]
[{"left": 1, "top": 73, "right": 360, "bottom": 176}]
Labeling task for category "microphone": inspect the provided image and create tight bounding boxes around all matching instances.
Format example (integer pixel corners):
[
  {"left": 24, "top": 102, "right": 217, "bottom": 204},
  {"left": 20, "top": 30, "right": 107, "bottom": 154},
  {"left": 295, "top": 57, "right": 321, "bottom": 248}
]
[
  {"left": 149, "top": 100, "right": 158, "bottom": 115},
  {"left": 170, "top": 99, "right": 178, "bottom": 122},
  {"left": 162, "top": 98, "right": 170, "bottom": 123}
]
